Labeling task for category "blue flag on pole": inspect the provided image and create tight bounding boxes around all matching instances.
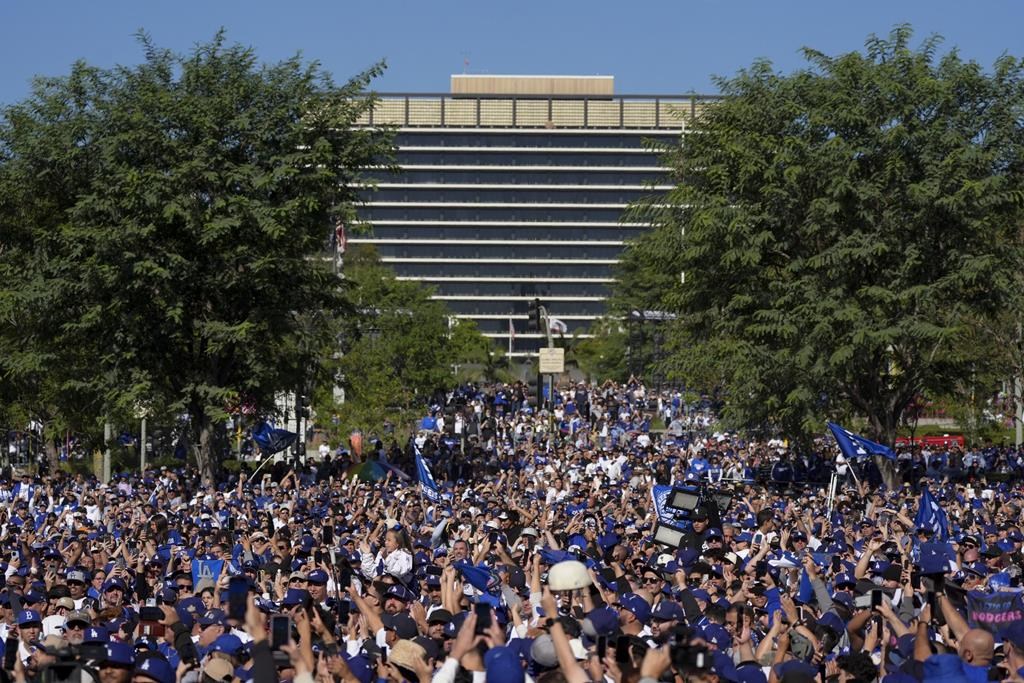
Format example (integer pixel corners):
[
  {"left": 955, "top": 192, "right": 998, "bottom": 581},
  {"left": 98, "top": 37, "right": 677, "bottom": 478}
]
[
  {"left": 252, "top": 422, "right": 297, "bottom": 455},
  {"left": 826, "top": 422, "right": 896, "bottom": 461},
  {"left": 415, "top": 449, "right": 443, "bottom": 504},
  {"left": 914, "top": 487, "right": 950, "bottom": 541}
]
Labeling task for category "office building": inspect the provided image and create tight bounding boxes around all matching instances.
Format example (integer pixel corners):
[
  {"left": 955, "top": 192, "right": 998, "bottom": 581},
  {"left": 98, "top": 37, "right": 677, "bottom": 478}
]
[{"left": 354, "top": 75, "right": 715, "bottom": 354}]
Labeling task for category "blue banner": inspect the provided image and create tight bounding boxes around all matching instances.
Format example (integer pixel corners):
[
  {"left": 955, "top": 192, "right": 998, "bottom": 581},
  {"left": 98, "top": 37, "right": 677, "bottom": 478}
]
[
  {"left": 966, "top": 591, "right": 1024, "bottom": 634},
  {"left": 191, "top": 559, "right": 224, "bottom": 588}
]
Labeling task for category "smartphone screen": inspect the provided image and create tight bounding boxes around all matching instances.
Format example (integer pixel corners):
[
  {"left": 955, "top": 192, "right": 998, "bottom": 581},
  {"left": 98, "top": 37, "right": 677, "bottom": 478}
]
[
  {"left": 596, "top": 636, "right": 608, "bottom": 659},
  {"left": 228, "top": 575, "right": 248, "bottom": 622},
  {"left": 871, "top": 590, "right": 882, "bottom": 609},
  {"left": 752, "top": 532, "right": 764, "bottom": 546},
  {"left": 615, "top": 635, "right": 631, "bottom": 664},
  {"left": 270, "top": 614, "right": 291, "bottom": 650},
  {"left": 831, "top": 556, "right": 841, "bottom": 573},
  {"left": 315, "top": 550, "right": 324, "bottom": 565},
  {"left": 911, "top": 571, "right": 921, "bottom": 590},
  {"left": 323, "top": 526, "right": 333, "bottom": 545},
  {"left": 474, "top": 603, "right": 492, "bottom": 634},
  {"left": 489, "top": 531, "right": 498, "bottom": 544}
]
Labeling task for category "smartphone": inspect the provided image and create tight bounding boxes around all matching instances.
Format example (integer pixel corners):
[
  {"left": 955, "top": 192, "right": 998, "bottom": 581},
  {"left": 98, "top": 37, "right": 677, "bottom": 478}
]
[
  {"left": 615, "top": 635, "right": 631, "bottom": 665},
  {"left": 4, "top": 636, "right": 19, "bottom": 671},
  {"left": 596, "top": 635, "right": 608, "bottom": 659},
  {"left": 831, "top": 556, "right": 841, "bottom": 573},
  {"left": 323, "top": 526, "right": 333, "bottom": 545},
  {"left": 474, "top": 603, "right": 492, "bottom": 635},
  {"left": 426, "top": 565, "right": 443, "bottom": 577},
  {"left": 228, "top": 516, "right": 236, "bottom": 531},
  {"left": 379, "top": 648, "right": 387, "bottom": 664},
  {"left": 228, "top": 575, "right": 248, "bottom": 622},
  {"left": 752, "top": 532, "right": 765, "bottom": 546},
  {"left": 488, "top": 531, "right": 498, "bottom": 544},
  {"left": 270, "top": 614, "right": 291, "bottom": 650},
  {"left": 871, "top": 590, "right": 882, "bottom": 609},
  {"left": 911, "top": 571, "right": 921, "bottom": 590},
  {"left": 315, "top": 550, "right": 324, "bottom": 565}
]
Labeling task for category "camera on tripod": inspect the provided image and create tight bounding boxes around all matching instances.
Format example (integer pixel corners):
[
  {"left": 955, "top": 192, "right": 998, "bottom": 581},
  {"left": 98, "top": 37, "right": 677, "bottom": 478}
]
[{"left": 652, "top": 483, "right": 733, "bottom": 549}]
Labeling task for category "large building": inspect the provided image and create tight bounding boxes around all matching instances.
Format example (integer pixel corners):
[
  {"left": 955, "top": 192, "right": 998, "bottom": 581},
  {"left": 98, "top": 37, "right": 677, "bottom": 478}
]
[{"left": 354, "top": 75, "right": 715, "bottom": 355}]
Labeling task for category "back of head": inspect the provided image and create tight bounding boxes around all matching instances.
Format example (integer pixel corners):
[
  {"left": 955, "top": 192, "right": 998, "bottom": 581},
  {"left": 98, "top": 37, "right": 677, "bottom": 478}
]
[{"left": 959, "top": 628, "right": 994, "bottom": 666}]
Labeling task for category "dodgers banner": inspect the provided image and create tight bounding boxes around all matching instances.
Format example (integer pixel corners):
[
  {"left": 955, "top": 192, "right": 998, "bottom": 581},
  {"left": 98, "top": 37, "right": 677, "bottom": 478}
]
[
  {"left": 966, "top": 590, "right": 1024, "bottom": 634},
  {"left": 192, "top": 559, "right": 224, "bottom": 589}
]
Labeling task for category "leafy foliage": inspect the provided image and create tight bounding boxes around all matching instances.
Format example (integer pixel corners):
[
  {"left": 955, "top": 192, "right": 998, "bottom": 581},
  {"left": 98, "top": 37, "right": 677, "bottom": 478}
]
[
  {"left": 313, "top": 245, "right": 492, "bottom": 443},
  {"left": 0, "top": 32, "right": 394, "bottom": 480},
  {"left": 621, "top": 26, "right": 1024, "bottom": 446}
]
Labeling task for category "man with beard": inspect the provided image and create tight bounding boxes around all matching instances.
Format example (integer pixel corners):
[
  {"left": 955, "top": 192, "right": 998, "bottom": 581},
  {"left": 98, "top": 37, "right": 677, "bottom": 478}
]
[
  {"left": 649, "top": 600, "right": 684, "bottom": 645},
  {"left": 63, "top": 610, "right": 92, "bottom": 646}
]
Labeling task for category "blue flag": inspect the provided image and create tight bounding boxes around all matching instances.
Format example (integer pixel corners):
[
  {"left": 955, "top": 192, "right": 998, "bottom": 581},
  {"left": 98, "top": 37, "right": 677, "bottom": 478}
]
[
  {"left": 453, "top": 561, "right": 500, "bottom": 594},
  {"left": 914, "top": 487, "right": 950, "bottom": 541},
  {"left": 252, "top": 422, "right": 297, "bottom": 455},
  {"left": 415, "top": 450, "right": 442, "bottom": 504},
  {"left": 826, "top": 422, "right": 896, "bottom": 461}
]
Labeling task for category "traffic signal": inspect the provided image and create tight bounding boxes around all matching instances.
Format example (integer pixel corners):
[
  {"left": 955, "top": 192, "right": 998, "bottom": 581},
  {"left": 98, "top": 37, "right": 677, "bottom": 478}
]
[
  {"left": 526, "top": 298, "right": 542, "bottom": 333},
  {"left": 297, "top": 394, "right": 310, "bottom": 419}
]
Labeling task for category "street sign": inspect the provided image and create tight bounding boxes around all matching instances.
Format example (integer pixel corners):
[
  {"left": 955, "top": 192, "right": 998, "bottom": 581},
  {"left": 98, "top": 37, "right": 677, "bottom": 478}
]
[{"left": 538, "top": 347, "right": 565, "bottom": 374}]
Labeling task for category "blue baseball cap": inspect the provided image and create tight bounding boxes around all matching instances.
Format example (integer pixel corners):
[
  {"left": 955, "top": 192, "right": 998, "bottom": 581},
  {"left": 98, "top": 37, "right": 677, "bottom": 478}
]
[
  {"left": 84, "top": 627, "right": 110, "bottom": 644},
  {"left": 650, "top": 601, "right": 685, "bottom": 622},
  {"left": 210, "top": 634, "right": 244, "bottom": 656},
  {"left": 307, "top": 570, "right": 329, "bottom": 585},
  {"left": 615, "top": 593, "right": 651, "bottom": 624},
  {"left": 17, "top": 609, "right": 42, "bottom": 626},
  {"left": 197, "top": 609, "right": 226, "bottom": 627},
  {"left": 135, "top": 656, "right": 175, "bottom": 683},
  {"left": 100, "top": 642, "right": 135, "bottom": 666},
  {"left": 281, "top": 589, "right": 310, "bottom": 607}
]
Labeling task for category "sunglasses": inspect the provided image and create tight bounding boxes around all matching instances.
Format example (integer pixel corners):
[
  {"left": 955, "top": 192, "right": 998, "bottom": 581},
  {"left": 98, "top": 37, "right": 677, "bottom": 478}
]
[{"left": 176, "top": 584, "right": 193, "bottom": 590}]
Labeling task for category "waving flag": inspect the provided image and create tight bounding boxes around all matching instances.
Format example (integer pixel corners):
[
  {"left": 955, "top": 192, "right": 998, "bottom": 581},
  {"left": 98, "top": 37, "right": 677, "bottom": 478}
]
[
  {"left": 826, "top": 422, "right": 895, "bottom": 461},
  {"left": 415, "top": 449, "right": 442, "bottom": 504},
  {"left": 252, "top": 422, "right": 297, "bottom": 455},
  {"left": 914, "top": 487, "right": 950, "bottom": 541}
]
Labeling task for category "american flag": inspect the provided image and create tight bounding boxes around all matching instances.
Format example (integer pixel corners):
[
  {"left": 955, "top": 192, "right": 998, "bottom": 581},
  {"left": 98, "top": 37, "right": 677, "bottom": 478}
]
[{"left": 334, "top": 221, "right": 347, "bottom": 255}]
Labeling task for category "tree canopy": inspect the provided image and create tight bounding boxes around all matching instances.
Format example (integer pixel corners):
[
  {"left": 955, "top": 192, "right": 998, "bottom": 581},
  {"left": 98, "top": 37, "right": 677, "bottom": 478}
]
[
  {"left": 0, "top": 32, "right": 394, "bottom": 480},
  {"left": 620, "top": 26, "right": 1024, "bottom": 446},
  {"left": 316, "top": 245, "right": 494, "bottom": 442}
]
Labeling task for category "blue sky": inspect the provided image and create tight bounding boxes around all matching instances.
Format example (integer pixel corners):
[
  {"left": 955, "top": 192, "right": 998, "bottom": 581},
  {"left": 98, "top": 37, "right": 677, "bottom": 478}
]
[{"left": 1, "top": 1, "right": 1021, "bottom": 105}]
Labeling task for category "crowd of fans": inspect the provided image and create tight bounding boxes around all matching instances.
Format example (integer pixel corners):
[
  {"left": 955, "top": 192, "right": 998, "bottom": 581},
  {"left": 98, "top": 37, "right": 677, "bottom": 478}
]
[{"left": 2, "top": 380, "right": 1024, "bottom": 683}]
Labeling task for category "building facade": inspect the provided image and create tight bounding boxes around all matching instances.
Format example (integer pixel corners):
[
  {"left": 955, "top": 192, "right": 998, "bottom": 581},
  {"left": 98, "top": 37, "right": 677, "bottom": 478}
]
[{"left": 353, "top": 75, "right": 715, "bottom": 355}]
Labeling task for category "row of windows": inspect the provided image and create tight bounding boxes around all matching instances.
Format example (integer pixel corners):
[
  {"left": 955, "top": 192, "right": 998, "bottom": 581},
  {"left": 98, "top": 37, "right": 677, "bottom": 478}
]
[
  {"left": 394, "top": 151, "right": 661, "bottom": 167},
  {"left": 363, "top": 206, "right": 633, "bottom": 222},
  {"left": 410, "top": 279, "right": 611, "bottom": 298},
  {"left": 362, "top": 169, "right": 667, "bottom": 185},
  {"left": 395, "top": 132, "right": 678, "bottom": 149},
  {"left": 391, "top": 262, "right": 614, "bottom": 279},
  {"left": 468, "top": 317, "right": 593, "bottom": 335},
  {"left": 368, "top": 242, "right": 623, "bottom": 260},
  {"left": 365, "top": 225, "right": 647, "bottom": 241},
  {"left": 363, "top": 187, "right": 660, "bottom": 204},
  {"left": 441, "top": 298, "right": 608, "bottom": 317}
]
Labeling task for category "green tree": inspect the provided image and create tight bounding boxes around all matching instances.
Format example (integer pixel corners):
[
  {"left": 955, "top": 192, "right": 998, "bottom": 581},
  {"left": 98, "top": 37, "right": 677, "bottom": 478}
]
[
  {"left": 624, "top": 26, "right": 1024, "bottom": 460},
  {"left": 0, "top": 32, "right": 394, "bottom": 482},
  {"left": 316, "top": 245, "right": 491, "bottom": 441}
]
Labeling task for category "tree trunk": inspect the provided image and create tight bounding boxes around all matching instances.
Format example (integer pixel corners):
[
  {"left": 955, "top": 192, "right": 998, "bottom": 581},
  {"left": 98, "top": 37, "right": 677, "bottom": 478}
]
[
  {"left": 45, "top": 438, "right": 59, "bottom": 476},
  {"left": 196, "top": 413, "right": 216, "bottom": 486}
]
